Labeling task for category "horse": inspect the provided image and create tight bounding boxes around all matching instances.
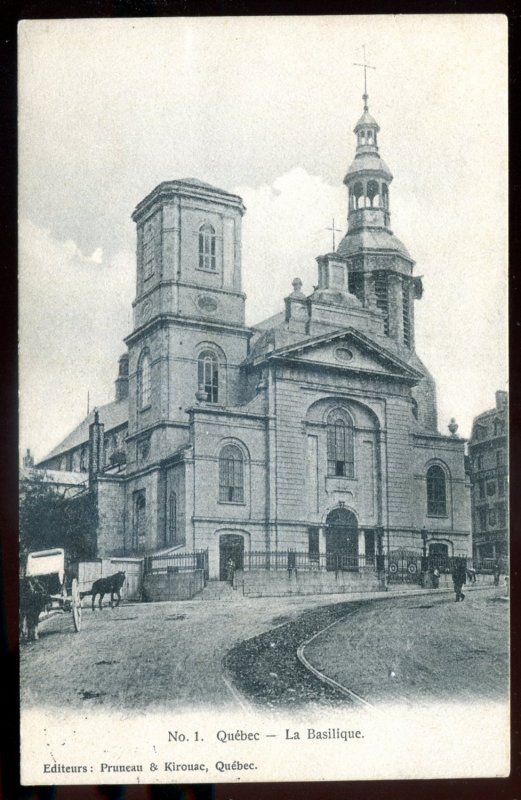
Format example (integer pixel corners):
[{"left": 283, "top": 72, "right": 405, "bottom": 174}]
[
  {"left": 89, "top": 571, "right": 126, "bottom": 610},
  {"left": 20, "top": 576, "right": 48, "bottom": 641}
]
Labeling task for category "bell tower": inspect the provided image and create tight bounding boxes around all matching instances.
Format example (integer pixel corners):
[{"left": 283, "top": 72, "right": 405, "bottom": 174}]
[
  {"left": 337, "top": 78, "right": 422, "bottom": 351},
  {"left": 124, "top": 179, "right": 251, "bottom": 470}
]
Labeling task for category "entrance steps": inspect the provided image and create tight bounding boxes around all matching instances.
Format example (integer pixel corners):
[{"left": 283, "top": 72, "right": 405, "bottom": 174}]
[{"left": 196, "top": 580, "right": 242, "bottom": 602}]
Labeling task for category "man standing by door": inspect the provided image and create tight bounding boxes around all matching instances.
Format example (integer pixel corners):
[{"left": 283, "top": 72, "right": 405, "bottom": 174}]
[{"left": 226, "top": 557, "right": 235, "bottom": 587}]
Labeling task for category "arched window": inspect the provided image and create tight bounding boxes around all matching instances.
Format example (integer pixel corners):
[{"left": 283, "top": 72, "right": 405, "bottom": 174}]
[
  {"left": 80, "top": 445, "right": 88, "bottom": 472},
  {"left": 198, "top": 350, "right": 219, "bottom": 403},
  {"left": 219, "top": 444, "right": 244, "bottom": 503},
  {"left": 367, "top": 180, "right": 380, "bottom": 208},
  {"left": 199, "top": 223, "right": 216, "bottom": 271},
  {"left": 143, "top": 222, "right": 155, "bottom": 280},
  {"left": 133, "top": 492, "right": 146, "bottom": 553},
  {"left": 104, "top": 435, "right": 114, "bottom": 466},
  {"left": 353, "top": 182, "right": 364, "bottom": 210},
  {"left": 168, "top": 491, "right": 177, "bottom": 544},
  {"left": 327, "top": 410, "right": 354, "bottom": 478},
  {"left": 382, "top": 183, "right": 389, "bottom": 210},
  {"left": 137, "top": 350, "right": 152, "bottom": 409},
  {"left": 411, "top": 398, "right": 419, "bottom": 420},
  {"left": 426, "top": 465, "right": 447, "bottom": 516}
]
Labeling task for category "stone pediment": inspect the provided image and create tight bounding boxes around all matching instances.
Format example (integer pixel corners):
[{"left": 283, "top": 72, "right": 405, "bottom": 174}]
[{"left": 265, "top": 328, "right": 423, "bottom": 383}]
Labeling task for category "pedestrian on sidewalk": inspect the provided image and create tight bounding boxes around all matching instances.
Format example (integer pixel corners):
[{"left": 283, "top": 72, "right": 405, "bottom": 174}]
[
  {"left": 452, "top": 558, "right": 466, "bottom": 602},
  {"left": 493, "top": 561, "right": 501, "bottom": 587},
  {"left": 432, "top": 567, "right": 440, "bottom": 589}
]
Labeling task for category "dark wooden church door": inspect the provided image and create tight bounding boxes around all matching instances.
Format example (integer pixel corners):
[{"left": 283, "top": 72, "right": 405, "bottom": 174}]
[
  {"left": 325, "top": 507, "right": 358, "bottom": 570},
  {"left": 219, "top": 534, "right": 244, "bottom": 581}
]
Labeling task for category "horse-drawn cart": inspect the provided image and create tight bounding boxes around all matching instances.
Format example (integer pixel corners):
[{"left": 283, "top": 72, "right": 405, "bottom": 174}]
[{"left": 22, "top": 547, "right": 83, "bottom": 636}]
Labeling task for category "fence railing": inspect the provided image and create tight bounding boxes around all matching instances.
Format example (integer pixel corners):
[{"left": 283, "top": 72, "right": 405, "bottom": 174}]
[
  {"left": 239, "top": 551, "right": 491, "bottom": 575},
  {"left": 144, "top": 549, "right": 209, "bottom": 579},
  {"left": 241, "top": 550, "right": 377, "bottom": 572},
  {"left": 473, "top": 556, "right": 509, "bottom": 573}
]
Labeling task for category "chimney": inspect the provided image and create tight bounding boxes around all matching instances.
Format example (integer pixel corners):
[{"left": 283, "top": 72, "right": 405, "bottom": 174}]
[
  {"left": 23, "top": 448, "right": 34, "bottom": 468},
  {"left": 89, "top": 409, "right": 105, "bottom": 486},
  {"left": 115, "top": 353, "right": 129, "bottom": 401},
  {"left": 495, "top": 390, "right": 507, "bottom": 410}
]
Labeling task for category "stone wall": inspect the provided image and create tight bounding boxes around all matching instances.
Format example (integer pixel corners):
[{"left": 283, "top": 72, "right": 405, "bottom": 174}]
[
  {"left": 236, "top": 568, "right": 382, "bottom": 597},
  {"left": 95, "top": 477, "right": 126, "bottom": 556},
  {"left": 142, "top": 568, "right": 205, "bottom": 601}
]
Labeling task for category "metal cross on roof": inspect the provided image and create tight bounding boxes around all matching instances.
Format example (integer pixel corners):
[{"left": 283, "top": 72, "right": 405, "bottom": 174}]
[
  {"left": 354, "top": 45, "right": 376, "bottom": 111},
  {"left": 326, "top": 218, "right": 343, "bottom": 251}
]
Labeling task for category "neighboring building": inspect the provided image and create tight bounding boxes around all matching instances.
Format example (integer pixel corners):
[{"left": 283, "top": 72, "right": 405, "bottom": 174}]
[
  {"left": 469, "top": 391, "right": 509, "bottom": 563},
  {"left": 33, "top": 90, "right": 471, "bottom": 580}
]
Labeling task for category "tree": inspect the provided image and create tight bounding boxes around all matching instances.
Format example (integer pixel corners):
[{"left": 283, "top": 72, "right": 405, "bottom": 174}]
[{"left": 19, "top": 472, "right": 98, "bottom": 563}]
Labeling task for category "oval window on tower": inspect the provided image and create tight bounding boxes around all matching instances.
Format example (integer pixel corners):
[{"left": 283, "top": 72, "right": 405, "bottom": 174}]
[{"left": 197, "top": 295, "right": 219, "bottom": 314}]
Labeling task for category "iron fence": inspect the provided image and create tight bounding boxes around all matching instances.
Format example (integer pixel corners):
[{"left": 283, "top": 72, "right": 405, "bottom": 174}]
[
  {"left": 242, "top": 550, "right": 377, "bottom": 572},
  {"left": 144, "top": 549, "right": 209, "bottom": 579}
]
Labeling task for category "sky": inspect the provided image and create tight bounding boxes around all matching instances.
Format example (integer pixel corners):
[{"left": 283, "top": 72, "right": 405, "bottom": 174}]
[{"left": 18, "top": 15, "right": 508, "bottom": 462}]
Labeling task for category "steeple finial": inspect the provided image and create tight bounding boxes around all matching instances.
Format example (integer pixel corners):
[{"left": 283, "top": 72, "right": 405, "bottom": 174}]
[{"left": 354, "top": 45, "right": 376, "bottom": 111}]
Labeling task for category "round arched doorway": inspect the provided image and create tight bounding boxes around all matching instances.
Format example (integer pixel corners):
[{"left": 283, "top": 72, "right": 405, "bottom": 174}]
[
  {"left": 325, "top": 508, "right": 358, "bottom": 570},
  {"left": 219, "top": 533, "right": 244, "bottom": 581}
]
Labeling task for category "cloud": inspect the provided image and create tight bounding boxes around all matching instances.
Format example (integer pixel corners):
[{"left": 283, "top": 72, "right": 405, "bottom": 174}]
[
  {"left": 233, "top": 168, "right": 508, "bottom": 436},
  {"left": 20, "top": 162, "right": 507, "bottom": 462},
  {"left": 236, "top": 167, "right": 346, "bottom": 324},
  {"left": 19, "top": 219, "right": 134, "bottom": 461}
]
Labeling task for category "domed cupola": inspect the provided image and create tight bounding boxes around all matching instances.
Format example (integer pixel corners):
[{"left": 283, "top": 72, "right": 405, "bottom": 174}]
[{"left": 343, "top": 98, "right": 393, "bottom": 232}]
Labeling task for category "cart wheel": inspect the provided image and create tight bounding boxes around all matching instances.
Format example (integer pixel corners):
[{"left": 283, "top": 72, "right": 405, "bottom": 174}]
[{"left": 71, "top": 578, "right": 82, "bottom": 632}]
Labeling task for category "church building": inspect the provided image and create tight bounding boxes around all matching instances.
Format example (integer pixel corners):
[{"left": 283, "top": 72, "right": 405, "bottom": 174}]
[{"left": 36, "top": 91, "right": 472, "bottom": 581}]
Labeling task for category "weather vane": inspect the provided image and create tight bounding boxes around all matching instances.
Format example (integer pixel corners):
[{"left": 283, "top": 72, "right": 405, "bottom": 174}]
[{"left": 354, "top": 45, "right": 376, "bottom": 111}]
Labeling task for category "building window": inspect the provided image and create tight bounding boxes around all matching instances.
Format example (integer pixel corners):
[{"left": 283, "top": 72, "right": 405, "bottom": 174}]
[
  {"left": 411, "top": 398, "right": 419, "bottom": 420},
  {"left": 426, "top": 465, "right": 447, "bottom": 516},
  {"left": 478, "top": 508, "right": 487, "bottom": 530},
  {"left": 498, "top": 476, "right": 506, "bottom": 497},
  {"left": 478, "top": 480, "right": 485, "bottom": 500},
  {"left": 487, "top": 481, "right": 496, "bottom": 497},
  {"left": 497, "top": 505, "right": 507, "bottom": 528},
  {"left": 476, "top": 424, "right": 487, "bottom": 441},
  {"left": 402, "top": 281, "right": 411, "bottom": 347},
  {"left": 199, "top": 223, "right": 216, "bottom": 271},
  {"left": 143, "top": 222, "right": 155, "bottom": 280},
  {"left": 80, "top": 445, "right": 88, "bottom": 472},
  {"left": 374, "top": 271, "right": 389, "bottom": 335},
  {"left": 219, "top": 445, "right": 244, "bottom": 503},
  {"left": 168, "top": 491, "right": 177, "bottom": 545},
  {"left": 133, "top": 492, "right": 146, "bottom": 553},
  {"left": 494, "top": 419, "right": 505, "bottom": 436},
  {"left": 197, "top": 350, "right": 219, "bottom": 403},
  {"left": 138, "top": 350, "right": 151, "bottom": 409},
  {"left": 488, "top": 509, "right": 496, "bottom": 528},
  {"left": 327, "top": 410, "right": 354, "bottom": 478},
  {"left": 476, "top": 454, "right": 483, "bottom": 470},
  {"left": 496, "top": 450, "right": 504, "bottom": 467},
  {"left": 308, "top": 528, "right": 319, "bottom": 559}
]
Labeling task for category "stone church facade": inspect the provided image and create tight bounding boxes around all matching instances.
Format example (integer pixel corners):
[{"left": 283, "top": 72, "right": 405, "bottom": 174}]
[{"left": 37, "top": 97, "right": 471, "bottom": 579}]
